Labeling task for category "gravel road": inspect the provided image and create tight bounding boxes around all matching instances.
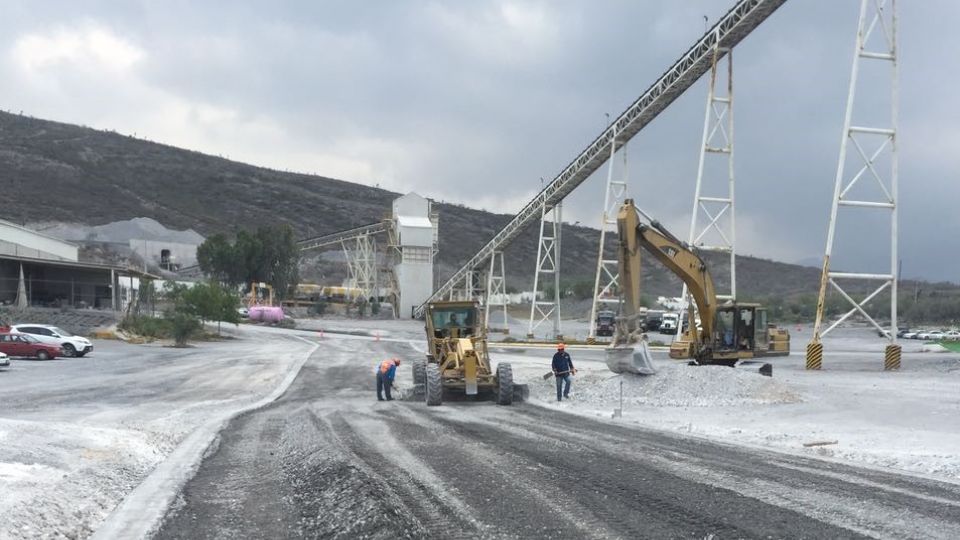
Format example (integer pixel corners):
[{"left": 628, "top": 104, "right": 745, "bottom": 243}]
[{"left": 156, "top": 332, "right": 960, "bottom": 539}]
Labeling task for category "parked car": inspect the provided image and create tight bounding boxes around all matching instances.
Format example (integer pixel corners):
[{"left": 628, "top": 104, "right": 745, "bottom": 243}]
[
  {"left": 926, "top": 331, "right": 945, "bottom": 341},
  {"left": 902, "top": 330, "right": 919, "bottom": 339},
  {"left": 0, "top": 351, "right": 9, "bottom": 368},
  {"left": 10, "top": 325, "right": 93, "bottom": 357},
  {"left": 896, "top": 328, "right": 911, "bottom": 338},
  {"left": 943, "top": 330, "right": 960, "bottom": 341},
  {"left": 0, "top": 333, "right": 61, "bottom": 360}
]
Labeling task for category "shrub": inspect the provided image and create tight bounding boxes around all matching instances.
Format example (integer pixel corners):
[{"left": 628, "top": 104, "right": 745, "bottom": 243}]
[
  {"left": 167, "top": 310, "right": 202, "bottom": 346},
  {"left": 119, "top": 315, "right": 173, "bottom": 339}
]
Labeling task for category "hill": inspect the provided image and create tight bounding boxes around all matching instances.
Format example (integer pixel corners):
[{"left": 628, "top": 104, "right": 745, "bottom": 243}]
[{"left": 1, "top": 110, "right": 953, "bottom": 320}]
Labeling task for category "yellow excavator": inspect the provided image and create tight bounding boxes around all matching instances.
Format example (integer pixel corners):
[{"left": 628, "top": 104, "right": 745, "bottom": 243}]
[{"left": 607, "top": 199, "right": 790, "bottom": 374}]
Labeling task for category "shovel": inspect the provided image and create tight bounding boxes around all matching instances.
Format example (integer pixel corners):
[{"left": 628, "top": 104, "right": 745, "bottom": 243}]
[{"left": 542, "top": 369, "right": 576, "bottom": 380}]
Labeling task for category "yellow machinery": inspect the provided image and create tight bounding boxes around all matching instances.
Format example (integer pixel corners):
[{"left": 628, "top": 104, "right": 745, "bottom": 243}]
[
  {"left": 247, "top": 282, "right": 275, "bottom": 307},
  {"left": 608, "top": 199, "right": 790, "bottom": 371},
  {"left": 417, "top": 300, "right": 514, "bottom": 406}
]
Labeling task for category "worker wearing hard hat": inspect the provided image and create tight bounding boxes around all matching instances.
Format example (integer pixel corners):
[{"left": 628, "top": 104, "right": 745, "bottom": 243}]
[
  {"left": 377, "top": 358, "right": 401, "bottom": 401},
  {"left": 551, "top": 343, "right": 576, "bottom": 402}
]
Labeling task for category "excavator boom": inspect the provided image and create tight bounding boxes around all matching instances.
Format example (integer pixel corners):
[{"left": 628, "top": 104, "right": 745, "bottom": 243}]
[{"left": 617, "top": 200, "right": 718, "bottom": 345}]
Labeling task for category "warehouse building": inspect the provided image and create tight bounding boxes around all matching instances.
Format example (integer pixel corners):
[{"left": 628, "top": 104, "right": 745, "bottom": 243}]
[{"left": 0, "top": 219, "right": 147, "bottom": 310}]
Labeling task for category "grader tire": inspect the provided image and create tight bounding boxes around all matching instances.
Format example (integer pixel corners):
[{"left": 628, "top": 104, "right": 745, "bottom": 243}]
[
  {"left": 496, "top": 363, "right": 514, "bottom": 406},
  {"left": 425, "top": 364, "right": 443, "bottom": 406},
  {"left": 413, "top": 359, "right": 426, "bottom": 387}
]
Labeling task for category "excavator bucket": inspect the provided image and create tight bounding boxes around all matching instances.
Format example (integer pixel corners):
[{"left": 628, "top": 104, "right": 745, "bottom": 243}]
[{"left": 605, "top": 341, "right": 656, "bottom": 375}]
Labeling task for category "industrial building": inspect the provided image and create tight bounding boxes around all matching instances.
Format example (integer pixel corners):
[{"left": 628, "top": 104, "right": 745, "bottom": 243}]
[{"left": 0, "top": 218, "right": 146, "bottom": 311}]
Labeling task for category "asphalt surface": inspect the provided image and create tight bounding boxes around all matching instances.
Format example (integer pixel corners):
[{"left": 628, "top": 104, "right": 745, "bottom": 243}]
[{"left": 155, "top": 333, "right": 960, "bottom": 539}]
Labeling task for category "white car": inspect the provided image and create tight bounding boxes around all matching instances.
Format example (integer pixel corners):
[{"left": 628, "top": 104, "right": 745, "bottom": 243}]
[
  {"left": 926, "top": 331, "right": 945, "bottom": 341},
  {"left": 942, "top": 330, "right": 960, "bottom": 341},
  {"left": 10, "top": 325, "right": 93, "bottom": 357},
  {"left": 0, "top": 351, "right": 8, "bottom": 368},
  {"left": 902, "top": 331, "right": 919, "bottom": 339}
]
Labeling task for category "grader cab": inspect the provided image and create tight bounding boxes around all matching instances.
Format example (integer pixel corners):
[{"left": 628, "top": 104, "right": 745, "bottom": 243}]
[{"left": 416, "top": 300, "right": 515, "bottom": 406}]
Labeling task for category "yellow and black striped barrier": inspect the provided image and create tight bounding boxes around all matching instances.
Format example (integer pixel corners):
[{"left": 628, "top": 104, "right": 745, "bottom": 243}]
[
  {"left": 805, "top": 341, "right": 823, "bottom": 370},
  {"left": 884, "top": 344, "right": 902, "bottom": 371}
]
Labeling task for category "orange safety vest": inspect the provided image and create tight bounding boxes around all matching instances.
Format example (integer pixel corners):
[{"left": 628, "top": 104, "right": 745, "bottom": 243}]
[{"left": 379, "top": 359, "right": 395, "bottom": 374}]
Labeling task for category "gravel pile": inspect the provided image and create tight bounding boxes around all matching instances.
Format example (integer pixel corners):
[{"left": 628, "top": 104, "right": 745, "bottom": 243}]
[{"left": 533, "top": 364, "right": 802, "bottom": 408}]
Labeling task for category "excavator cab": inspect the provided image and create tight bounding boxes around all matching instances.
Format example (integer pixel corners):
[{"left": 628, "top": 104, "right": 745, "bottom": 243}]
[
  {"left": 674, "top": 304, "right": 787, "bottom": 364},
  {"left": 712, "top": 304, "right": 761, "bottom": 352}
]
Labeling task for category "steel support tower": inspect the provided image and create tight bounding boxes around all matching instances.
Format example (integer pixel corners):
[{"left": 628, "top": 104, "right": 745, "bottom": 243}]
[
  {"left": 527, "top": 203, "right": 562, "bottom": 339},
  {"left": 809, "top": 0, "right": 899, "bottom": 370},
  {"left": 484, "top": 250, "right": 509, "bottom": 333},
  {"left": 587, "top": 130, "right": 629, "bottom": 343},
  {"left": 341, "top": 234, "right": 377, "bottom": 302},
  {"left": 678, "top": 44, "right": 738, "bottom": 335}
]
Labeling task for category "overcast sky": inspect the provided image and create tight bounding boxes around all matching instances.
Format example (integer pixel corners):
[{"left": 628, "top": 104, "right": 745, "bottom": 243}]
[{"left": 1, "top": 1, "right": 957, "bottom": 282}]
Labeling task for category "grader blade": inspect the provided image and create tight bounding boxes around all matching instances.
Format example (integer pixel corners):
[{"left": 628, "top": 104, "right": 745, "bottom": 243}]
[{"left": 605, "top": 341, "right": 656, "bottom": 375}]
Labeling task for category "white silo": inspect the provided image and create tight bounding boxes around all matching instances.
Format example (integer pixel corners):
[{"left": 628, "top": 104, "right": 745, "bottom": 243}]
[{"left": 391, "top": 193, "right": 437, "bottom": 318}]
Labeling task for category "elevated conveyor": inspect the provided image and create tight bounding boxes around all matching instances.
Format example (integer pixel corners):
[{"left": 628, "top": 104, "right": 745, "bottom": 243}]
[
  {"left": 416, "top": 0, "right": 786, "bottom": 318},
  {"left": 298, "top": 221, "right": 388, "bottom": 252}
]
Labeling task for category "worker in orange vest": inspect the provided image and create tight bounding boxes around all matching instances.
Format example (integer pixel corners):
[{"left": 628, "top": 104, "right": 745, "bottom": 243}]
[{"left": 377, "top": 358, "right": 401, "bottom": 401}]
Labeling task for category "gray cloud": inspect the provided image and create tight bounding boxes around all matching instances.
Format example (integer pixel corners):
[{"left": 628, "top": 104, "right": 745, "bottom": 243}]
[{"left": 0, "top": 0, "right": 956, "bottom": 282}]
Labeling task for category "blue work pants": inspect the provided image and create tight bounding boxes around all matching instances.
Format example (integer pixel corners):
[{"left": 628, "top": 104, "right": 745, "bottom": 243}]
[
  {"left": 555, "top": 374, "right": 572, "bottom": 401},
  {"left": 376, "top": 372, "right": 393, "bottom": 400}
]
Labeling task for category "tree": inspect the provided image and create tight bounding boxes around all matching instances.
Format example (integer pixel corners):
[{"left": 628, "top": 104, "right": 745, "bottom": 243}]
[
  {"left": 181, "top": 281, "right": 241, "bottom": 335},
  {"left": 256, "top": 224, "right": 300, "bottom": 301},
  {"left": 161, "top": 282, "right": 200, "bottom": 346},
  {"left": 196, "top": 224, "right": 301, "bottom": 299},
  {"left": 197, "top": 234, "right": 238, "bottom": 284}
]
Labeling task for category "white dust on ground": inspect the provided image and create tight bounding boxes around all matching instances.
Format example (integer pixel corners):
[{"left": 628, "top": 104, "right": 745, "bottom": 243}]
[
  {"left": 0, "top": 326, "right": 314, "bottom": 539},
  {"left": 527, "top": 363, "right": 802, "bottom": 408},
  {"left": 0, "top": 419, "right": 169, "bottom": 539},
  {"left": 497, "top": 338, "right": 960, "bottom": 482}
]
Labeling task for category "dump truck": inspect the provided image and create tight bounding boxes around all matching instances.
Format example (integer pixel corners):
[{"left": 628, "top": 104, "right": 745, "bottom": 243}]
[
  {"left": 415, "top": 300, "right": 516, "bottom": 406},
  {"left": 606, "top": 199, "right": 790, "bottom": 374},
  {"left": 595, "top": 310, "right": 617, "bottom": 337}
]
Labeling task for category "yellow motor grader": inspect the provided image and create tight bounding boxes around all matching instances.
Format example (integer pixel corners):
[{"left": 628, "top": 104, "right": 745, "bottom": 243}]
[{"left": 416, "top": 300, "right": 515, "bottom": 406}]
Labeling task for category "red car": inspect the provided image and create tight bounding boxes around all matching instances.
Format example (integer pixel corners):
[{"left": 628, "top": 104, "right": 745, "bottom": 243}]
[{"left": 0, "top": 332, "right": 61, "bottom": 360}]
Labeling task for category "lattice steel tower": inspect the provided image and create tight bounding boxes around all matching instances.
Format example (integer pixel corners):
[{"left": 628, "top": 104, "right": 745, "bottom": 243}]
[
  {"left": 587, "top": 128, "right": 629, "bottom": 344},
  {"left": 678, "top": 43, "right": 738, "bottom": 335},
  {"left": 527, "top": 203, "right": 562, "bottom": 339},
  {"left": 808, "top": 0, "right": 900, "bottom": 370}
]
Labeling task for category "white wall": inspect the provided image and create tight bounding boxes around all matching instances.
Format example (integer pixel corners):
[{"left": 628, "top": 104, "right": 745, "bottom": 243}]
[
  {"left": 392, "top": 192, "right": 429, "bottom": 219},
  {"left": 396, "top": 261, "right": 433, "bottom": 319},
  {"left": 0, "top": 220, "right": 78, "bottom": 261}
]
